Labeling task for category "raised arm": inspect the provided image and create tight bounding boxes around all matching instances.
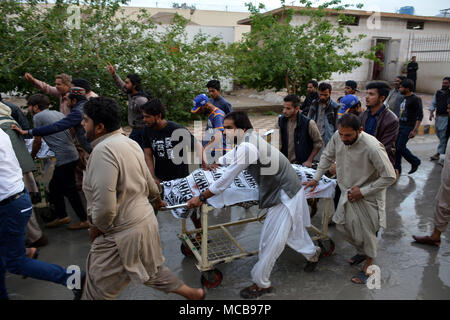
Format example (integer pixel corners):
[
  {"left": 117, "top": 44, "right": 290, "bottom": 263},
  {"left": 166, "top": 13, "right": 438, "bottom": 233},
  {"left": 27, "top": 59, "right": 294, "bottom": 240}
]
[{"left": 24, "top": 73, "right": 60, "bottom": 98}]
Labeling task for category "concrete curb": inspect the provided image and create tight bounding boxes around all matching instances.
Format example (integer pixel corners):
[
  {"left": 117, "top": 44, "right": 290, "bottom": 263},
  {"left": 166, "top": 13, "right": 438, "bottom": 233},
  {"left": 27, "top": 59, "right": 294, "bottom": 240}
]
[{"left": 417, "top": 125, "right": 435, "bottom": 136}]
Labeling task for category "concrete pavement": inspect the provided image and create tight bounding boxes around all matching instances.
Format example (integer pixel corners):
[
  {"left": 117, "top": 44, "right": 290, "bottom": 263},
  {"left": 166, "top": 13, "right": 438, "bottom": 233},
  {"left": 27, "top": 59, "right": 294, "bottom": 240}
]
[{"left": 4, "top": 134, "right": 450, "bottom": 300}]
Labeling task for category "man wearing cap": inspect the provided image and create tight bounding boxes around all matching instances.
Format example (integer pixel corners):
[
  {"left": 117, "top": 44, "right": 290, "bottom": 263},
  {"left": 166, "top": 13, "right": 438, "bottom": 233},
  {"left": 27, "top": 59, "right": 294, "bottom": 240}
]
[
  {"left": 72, "top": 78, "right": 98, "bottom": 100},
  {"left": 337, "top": 81, "right": 362, "bottom": 110},
  {"left": 360, "top": 82, "right": 399, "bottom": 168},
  {"left": 338, "top": 94, "right": 362, "bottom": 118},
  {"left": 191, "top": 94, "right": 227, "bottom": 163}
]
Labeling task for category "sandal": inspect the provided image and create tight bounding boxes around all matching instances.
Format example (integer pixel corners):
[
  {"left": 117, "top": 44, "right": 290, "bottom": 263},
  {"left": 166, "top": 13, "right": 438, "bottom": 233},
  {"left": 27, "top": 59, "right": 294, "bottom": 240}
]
[
  {"left": 412, "top": 235, "right": 440, "bottom": 247},
  {"left": 349, "top": 254, "right": 367, "bottom": 265},
  {"left": 240, "top": 284, "right": 273, "bottom": 299},
  {"left": 351, "top": 271, "right": 370, "bottom": 285}
]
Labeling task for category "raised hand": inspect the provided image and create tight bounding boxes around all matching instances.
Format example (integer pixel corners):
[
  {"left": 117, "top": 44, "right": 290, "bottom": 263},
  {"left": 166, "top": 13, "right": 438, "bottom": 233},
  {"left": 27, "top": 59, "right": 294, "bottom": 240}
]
[
  {"left": 107, "top": 62, "right": 116, "bottom": 75},
  {"left": 24, "top": 72, "right": 34, "bottom": 82}
]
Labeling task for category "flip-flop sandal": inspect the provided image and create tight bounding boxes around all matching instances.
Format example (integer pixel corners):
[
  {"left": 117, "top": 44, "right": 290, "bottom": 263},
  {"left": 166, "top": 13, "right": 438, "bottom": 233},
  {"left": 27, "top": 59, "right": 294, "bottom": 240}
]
[
  {"left": 412, "top": 235, "right": 440, "bottom": 247},
  {"left": 351, "top": 271, "right": 370, "bottom": 285},
  {"left": 349, "top": 254, "right": 367, "bottom": 265},
  {"left": 240, "top": 284, "right": 273, "bottom": 299}
]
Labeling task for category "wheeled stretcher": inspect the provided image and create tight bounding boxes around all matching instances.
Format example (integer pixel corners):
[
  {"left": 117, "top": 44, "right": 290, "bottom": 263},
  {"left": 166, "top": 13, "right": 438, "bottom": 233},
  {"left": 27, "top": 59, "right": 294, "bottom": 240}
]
[{"left": 159, "top": 169, "right": 336, "bottom": 288}]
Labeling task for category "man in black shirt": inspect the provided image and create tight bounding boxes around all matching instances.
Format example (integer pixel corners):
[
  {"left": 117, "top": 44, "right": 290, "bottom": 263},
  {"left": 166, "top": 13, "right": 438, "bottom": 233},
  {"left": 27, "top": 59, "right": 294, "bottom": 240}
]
[
  {"left": 407, "top": 56, "right": 419, "bottom": 92},
  {"left": 394, "top": 79, "right": 423, "bottom": 175},
  {"left": 301, "top": 80, "right": 319, "bottom": 116},
  {"left": 141, "top": 99, "right": 204, "bottom": 227}
]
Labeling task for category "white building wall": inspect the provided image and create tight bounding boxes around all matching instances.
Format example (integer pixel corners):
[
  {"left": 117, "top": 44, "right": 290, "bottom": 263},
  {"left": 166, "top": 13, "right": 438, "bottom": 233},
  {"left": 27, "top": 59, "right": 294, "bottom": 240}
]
[{"left": 291, "top": 14, "right": 450, "bottom": 91}]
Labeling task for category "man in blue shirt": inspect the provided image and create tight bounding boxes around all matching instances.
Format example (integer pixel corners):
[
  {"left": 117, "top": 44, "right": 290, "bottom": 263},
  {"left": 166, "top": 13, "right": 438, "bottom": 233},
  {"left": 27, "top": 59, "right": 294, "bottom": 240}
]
[
  {"left": 191, "top": 94, "right": 227, "bottom": 164},
  {"left": 206, "top": 80, "right": 232, "bottom": 115}
]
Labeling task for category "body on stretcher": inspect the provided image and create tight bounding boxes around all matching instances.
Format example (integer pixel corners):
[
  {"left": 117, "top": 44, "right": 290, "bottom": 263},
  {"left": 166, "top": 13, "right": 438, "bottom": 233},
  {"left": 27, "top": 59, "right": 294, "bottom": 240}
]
[{"left": 158, "top": 165, "right": 337, "bottom": 289}]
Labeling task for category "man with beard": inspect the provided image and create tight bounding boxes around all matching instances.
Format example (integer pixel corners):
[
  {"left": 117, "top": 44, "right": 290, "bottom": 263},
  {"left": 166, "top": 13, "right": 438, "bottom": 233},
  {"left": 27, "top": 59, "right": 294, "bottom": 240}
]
[
  {"left": 300, "top": 80, "right": 319, "bottom": 116},
  {"left": 307, "top": 82, "right": 339, "bottom": 149},
  {"left": 385, "top": 76, "right": 406, "bottom": 116},
  {"left": 80, "top": 97, "right": 205, "bottom": 300},
  {"left": 429, "top": 77, "right": 450, "bottom": 161},
  {"left": 360, "top": 82, "right": 399, "bottom": 169},
  {"left": 276, "top": 94, "right": 323, "bottom": 168},
  {"left": 187, "top": 111, "right": 322, "bottom": 299},
  {"left": 107, "top": 62, "right": 150, "bottom": 149},
  {"left": 303, "top": 113, "right": 396, "bottom": 285}
]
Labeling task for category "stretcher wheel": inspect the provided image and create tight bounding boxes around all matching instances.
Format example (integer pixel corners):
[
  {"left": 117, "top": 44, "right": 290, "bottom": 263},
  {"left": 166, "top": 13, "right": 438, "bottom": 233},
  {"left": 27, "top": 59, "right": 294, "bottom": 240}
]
[
  {"left": 318, "top": 239, "right": 335, "bottom": 257},
  {"left": 201, "top": 269, "right": 223, "bottom": 289},
  {"left": 180, "top": 243, "right": 194, "bottom": 257}
]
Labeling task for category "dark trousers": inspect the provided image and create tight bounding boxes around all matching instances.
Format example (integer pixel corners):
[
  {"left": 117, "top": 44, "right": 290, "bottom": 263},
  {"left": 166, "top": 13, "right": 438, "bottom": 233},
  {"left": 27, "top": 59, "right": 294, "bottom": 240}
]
[
  {"left": 0, "top": 191, "right": 70, "bottom": 299},
  {"left": 48, "top": 160, "right": 87, "bottom": 222},
  {"left": 408, "top": 76, "right": 417, "bottom": 92},
  {"left": 129, "top": 128, "right": 145, "bottom": 150},
  {"left": 394, "top": 125, "right": 421, "bottom": 174}
]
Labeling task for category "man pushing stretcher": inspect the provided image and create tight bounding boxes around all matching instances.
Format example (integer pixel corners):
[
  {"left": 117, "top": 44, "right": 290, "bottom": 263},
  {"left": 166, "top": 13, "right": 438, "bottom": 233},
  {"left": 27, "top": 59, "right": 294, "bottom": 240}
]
[{"left": 187, "top": 111, "right": 322, "bottom": 299}]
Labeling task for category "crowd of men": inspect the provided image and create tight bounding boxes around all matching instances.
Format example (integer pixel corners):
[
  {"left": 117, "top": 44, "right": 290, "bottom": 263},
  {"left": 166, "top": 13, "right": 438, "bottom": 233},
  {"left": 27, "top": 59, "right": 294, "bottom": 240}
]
[{"left": 0, "top": 63, "right": 449, "bottom": 300}]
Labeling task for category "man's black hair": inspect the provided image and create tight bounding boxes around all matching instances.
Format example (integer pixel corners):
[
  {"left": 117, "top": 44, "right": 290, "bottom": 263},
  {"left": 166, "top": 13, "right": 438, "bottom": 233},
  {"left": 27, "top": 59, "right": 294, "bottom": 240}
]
[
  {"left": 283, "top": 94, "right": 300, "bottom": 108},
  {"left": 401, "top": 79, "right": 415, "bottom": 91},
  {"left": 338, "top": 113, "right": 361, "bottom": 131},
  {"left": 318, "top": 82, "right": 332, "bottom": 92},
  {"left": 83, "top": 97, "right": 121, "bottom": 133},
  {"left": 140, "top": 98, "right": 166, "bottom": 119},
  {"left": 308, "top": 80, "right": 318, "bottom": 88},
  {"left": 72, "top": 78, "right": 92, "bottom": 93},
  {"left": 443, "top": 77, "right": 450, "bottom": 82},
  {"left": 27, "top": 94, "right": 50, "bottom": 110},
  {"left": 366, "top": 81, "right": 391, "bottom": 101},
  {"left": 126, "top": 74, "right": 142, "bottom": 91},
  {"left": 396, "top": 75, "right": 406, "bottom": 81},
  {"left": 206, "top": 80, "right": 221, "bottom": 91},
  {"left": 224, "top": 111, "right": 253, "bottom": 131}
]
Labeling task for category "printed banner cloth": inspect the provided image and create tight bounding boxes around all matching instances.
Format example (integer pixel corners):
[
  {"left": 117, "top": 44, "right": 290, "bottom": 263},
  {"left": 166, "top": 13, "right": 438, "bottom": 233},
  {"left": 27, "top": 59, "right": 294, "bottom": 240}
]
[{"left": 162, "top": 164, "right": 337, "bottom": 219}]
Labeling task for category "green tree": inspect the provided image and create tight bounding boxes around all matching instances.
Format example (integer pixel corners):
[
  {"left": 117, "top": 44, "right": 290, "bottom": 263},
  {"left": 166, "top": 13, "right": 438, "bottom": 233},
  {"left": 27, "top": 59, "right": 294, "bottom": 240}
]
[
  {"left": 0, "top": 0, "right": 232, "bottom": 124},
  {"left": 231, "top": 0, "right": 382, "bottom": 96}
]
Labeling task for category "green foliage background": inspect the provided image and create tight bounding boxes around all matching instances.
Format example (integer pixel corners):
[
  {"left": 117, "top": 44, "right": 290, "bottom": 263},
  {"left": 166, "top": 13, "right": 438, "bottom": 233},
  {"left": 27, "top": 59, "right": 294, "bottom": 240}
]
[
  {"left": 231, "top": 0, "right": 382, "bottom": 96},
  {"left": 0, "top": 0, "right": 233, "bottom": 124}
]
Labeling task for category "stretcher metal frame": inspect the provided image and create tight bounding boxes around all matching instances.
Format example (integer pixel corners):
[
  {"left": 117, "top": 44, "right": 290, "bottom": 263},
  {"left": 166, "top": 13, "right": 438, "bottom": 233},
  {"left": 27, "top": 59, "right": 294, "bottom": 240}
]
[{"left": 160, "top": 198, "right": 334, "bottom": 288}]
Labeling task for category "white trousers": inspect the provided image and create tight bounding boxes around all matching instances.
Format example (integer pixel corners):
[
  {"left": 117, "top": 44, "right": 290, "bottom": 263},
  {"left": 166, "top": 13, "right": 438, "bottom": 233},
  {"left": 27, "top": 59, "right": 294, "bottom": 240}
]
[{"left": 251, "top": 188, "right": 317, "bottom": 288}]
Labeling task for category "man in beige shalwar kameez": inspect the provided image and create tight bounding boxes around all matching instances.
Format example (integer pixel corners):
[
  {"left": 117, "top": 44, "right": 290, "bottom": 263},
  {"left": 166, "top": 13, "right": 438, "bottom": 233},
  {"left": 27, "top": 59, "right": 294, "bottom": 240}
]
[
  {"left": 80, "top": 97, "right": 205, "bottom": 300},
  {"left": 304, "top": 113, "right": 396, "bottom": 284}
]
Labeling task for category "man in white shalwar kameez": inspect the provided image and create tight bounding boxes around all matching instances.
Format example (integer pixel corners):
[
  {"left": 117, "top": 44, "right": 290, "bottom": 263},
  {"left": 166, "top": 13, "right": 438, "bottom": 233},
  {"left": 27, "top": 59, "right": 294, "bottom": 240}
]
[
  {"left": 187, "top": 111, "right": 321, "bottom": 299},
  {"left": 304, "top": 113, "right": 396, "bottom": 285}
]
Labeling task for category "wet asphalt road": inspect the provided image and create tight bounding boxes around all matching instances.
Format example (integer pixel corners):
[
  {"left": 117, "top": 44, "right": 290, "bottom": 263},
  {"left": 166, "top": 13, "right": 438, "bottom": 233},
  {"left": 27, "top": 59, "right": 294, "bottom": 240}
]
[{"left": 5, "top": 134, "right": 450, "bottom": 300}]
